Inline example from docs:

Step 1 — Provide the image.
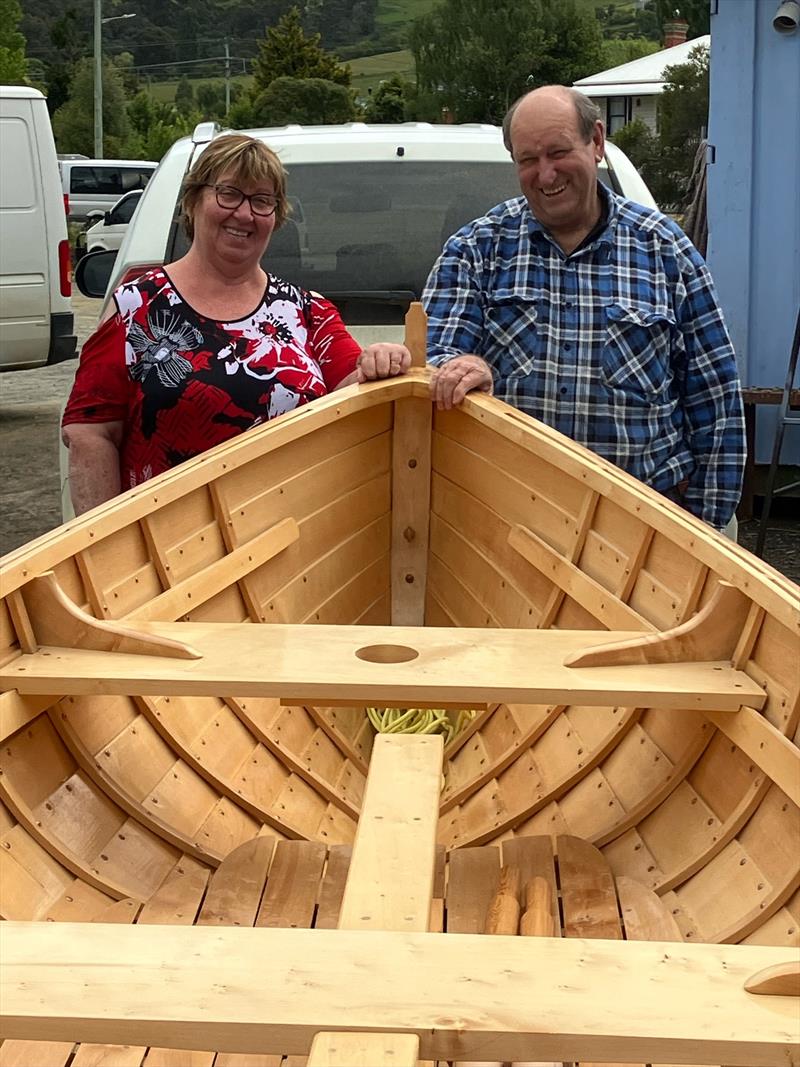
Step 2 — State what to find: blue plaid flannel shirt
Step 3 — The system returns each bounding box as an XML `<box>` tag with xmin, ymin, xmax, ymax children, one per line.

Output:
<box><xmin>423</xmin><ymin>185</ymin><xmax>745</xmax><ymax>530</ymax></box>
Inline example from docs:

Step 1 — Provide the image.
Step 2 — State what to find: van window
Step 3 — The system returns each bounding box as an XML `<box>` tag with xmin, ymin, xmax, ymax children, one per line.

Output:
<box><xmin>0</xmin><ymin>118</ymin><xmax>35</xmax><ymax>209</ymax></box>
<box><xmin>70</xmin><ymin>166</ymin><xmax>153</xmax><ymax>196</ymax></box>
<box><xmin>173</xmin><ymin>159</ymin><xmax>520</xmax><ymax>323</ymax></box>
<box><xmin>170</xmin><ymin>158</ymin><xmax>619</xmax><ymax>324</ymax></box>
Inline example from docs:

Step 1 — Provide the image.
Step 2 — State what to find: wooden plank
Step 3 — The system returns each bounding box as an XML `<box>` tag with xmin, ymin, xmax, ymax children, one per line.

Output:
<box><xmin>337</xmin><ymin>734</ymin><xmax>443</xmax><ymax>932</ymax></box>
<box><xmin>0</xmin><ymin>1041</ymin><xmax>74</xmax><ymax>1067</ymax></box>
<box><xmin>446</xmin><ymin>846</ymin><xmax>501</xmax><ymax>934</ymax></box>
<box><xmin>1</xmin><ymin>623</ymin><xmax>766</xmax><ymax>712</ymax></box>
<box><xmin>0</xmin><ymin>692</ymin><xmax>53</xmax><ymax>744</ymax></box>
<box><xmin>312</xmin><ymin>845</ymin><xmax>352</xmax><ymax>930</ymax></box>
<box><xmin>308</xmin><ymin>1032</ymin><xmax>419</xmax><ymax>1066</ymax></box>
<box><xmin>391</xmin><ymin>397</ymin><xmax>432</xmax><ymax>626</ymax></box>
<box><xmin>256</xmin><ymin>841</ymin><xmax>326</xmax><ymax>929</ymax></box>
<box><xmin>511</xmin><ymin>504</ymin><xmax>644</xmax><ymax>633</ymax></box>
<box><xmin>127</xmin><ymin>519</ymin><xmax>299</xmax><ymax>624</ymax></box>
<box><xmin>705</xmin><ymin>705</ymin><xmax>800</xmax><ymax>808</ymax></box>
<box><xmin>1</xmin><ymin>923</ymin><xmax>797</xmax><ymax>1066</ymax></box>
<box><xmin>558</xmin><ymin>834</ymin><xmax>622</xmax><ymax>941</ymax></box>
<box><xmin>312</xmin><ymin>731</ymin><xmax>440</xmax><ymax>1067</ymax></box>
<box><xmin>616</xmin><ymin>876</ymin><xmax>684</xmax><ymax>942</ymax></box>
<box><xmin>197</xmin><ymin>838</ymin><xmax>274</xmax><ymax>928</ymax></box>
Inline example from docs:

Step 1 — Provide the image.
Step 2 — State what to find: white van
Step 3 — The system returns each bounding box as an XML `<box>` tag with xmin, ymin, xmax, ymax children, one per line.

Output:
<box><xmin>67</xmin><ymin>121</ymin><xmax>656</xmax><ymax>518</ymax></box>
<box><xmin>75</xmin><ymin>121</ymin><xmax>656</xmax><ymax>344</ymax></box>
<box><xmin>0</xmin><ymin>85</ymin><xmax>76</xmax><ymax>371</ymax></box>
<box><xmin>59</xmin><ymin>157</ymin><xmax>157</xmax><ymax>222</ymax></box>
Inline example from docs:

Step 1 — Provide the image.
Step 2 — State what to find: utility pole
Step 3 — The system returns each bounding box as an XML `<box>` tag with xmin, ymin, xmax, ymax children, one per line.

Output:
<box><xmin>93</xmin><ymin>0</ymin><xmax>103</xmax><ymax>158</ymax></box>
<box><xmin>94</xmin><ymin>9</ymin><xmax>137</xmax><ymax>158</ymax></box>
<box><xmin>224</xmin><ymin>38</ymin><xmax>231</xmax><ymax>115</ymax></box>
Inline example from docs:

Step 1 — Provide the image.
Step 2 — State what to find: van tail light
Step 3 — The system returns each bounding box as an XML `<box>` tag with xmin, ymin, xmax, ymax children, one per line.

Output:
<box><xmin>63</xmin><ymin>193</ymin><xmax>69</xmax><ymax>216</ymax></box>
<box><xmin>58</xmin><ymin>239</ymin><xmax>72</xmax><ymax>297</ymax></box>
<box><xmin>118</xmin><ymin>264</ymin><xmax>160</xmax><ymax>286</ymax></box>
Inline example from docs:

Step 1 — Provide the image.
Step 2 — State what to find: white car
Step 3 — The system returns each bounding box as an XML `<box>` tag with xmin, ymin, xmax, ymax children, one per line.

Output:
<box><xmin>78</xmin><ymin>189</ymin><xmax>143</xmax><ymax>256</ymax></box>
<box><xmin>58</xmin><ymin>157</ymin><xmax>157</xmax><ymax>223</ymax></box>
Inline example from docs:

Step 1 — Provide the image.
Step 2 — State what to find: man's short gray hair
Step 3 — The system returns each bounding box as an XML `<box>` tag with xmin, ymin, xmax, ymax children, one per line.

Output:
<box><xmin>502</xmin><ymin>87</ymin><xmax>602</xmax><ymax>157</ymax></box>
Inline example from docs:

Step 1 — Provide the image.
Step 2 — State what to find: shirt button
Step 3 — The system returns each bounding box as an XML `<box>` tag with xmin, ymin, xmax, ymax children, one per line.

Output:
<box><xmin>560</xmin><ymin>387</ymin><xmax>568</xmax><ymax>395</ymax></box>
<box><xmin>565</xmin><ymin>301</ymin><xmax>573</xmax><ymax>308</ymax></box>
<box><xmin>563</xmin><ymin>342</ymin><xmax>572</xmax><ymax>351</ymax></box>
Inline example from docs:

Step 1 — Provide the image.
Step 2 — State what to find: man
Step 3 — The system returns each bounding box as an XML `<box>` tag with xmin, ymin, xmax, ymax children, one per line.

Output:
<box><xmin>423</xmin><ymin>85</ymin><xmax>745</xmax><ymax>533</ymax></box>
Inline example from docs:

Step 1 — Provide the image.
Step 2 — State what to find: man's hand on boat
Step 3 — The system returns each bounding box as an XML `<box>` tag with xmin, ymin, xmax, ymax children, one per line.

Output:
<box><xmin>351</xmin><ymin>343</ymin><xmax>413</xmax><ymax>383</ymax></box>
<box><xmin>429</xmin><ymin>354</ymin><xmax>494</xmax><ymax>410</ymax></box>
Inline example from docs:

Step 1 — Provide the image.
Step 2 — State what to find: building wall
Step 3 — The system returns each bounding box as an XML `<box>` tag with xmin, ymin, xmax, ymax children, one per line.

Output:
<box><xmin>707</xmin><ymin>0</ymin><xmax>800</xmax><ymax>460</ymax></box>
<box><xmin>594</xmin><ymin>94</ymin><xmax>659</xmax><ymax>133</ymax></box>
<box><xmin>632</xmin><ymin>95</ymin><xmax>658</xmax><ymax>131</ymax></box>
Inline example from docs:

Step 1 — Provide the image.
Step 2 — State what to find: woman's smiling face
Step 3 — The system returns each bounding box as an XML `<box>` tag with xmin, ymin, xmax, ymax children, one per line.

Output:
<box><xmin>194</xmin><ymin>170</ymin><xmax>277</xmax><ymax>266</ymax></box>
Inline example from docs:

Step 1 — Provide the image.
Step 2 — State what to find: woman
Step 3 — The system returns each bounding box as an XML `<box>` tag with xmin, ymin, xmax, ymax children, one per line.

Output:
<box><xmin>62</xmin><ymin>134</ymin><xmax>411</xmax><ymax>516</ymax></box>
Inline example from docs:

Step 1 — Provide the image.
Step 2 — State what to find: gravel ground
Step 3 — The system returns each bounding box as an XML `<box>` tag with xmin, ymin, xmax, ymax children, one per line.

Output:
<box><xmin>1</xmin><ymin>293</ymin><xmax>798</xmax><ymax>585</ymax></box>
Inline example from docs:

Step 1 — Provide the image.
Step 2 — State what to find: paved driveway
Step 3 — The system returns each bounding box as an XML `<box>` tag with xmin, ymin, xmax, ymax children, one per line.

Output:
<box><xmin>0</xmin><ymin>293</ymin><xmax>100</xmax><ymax>554</ymax></box>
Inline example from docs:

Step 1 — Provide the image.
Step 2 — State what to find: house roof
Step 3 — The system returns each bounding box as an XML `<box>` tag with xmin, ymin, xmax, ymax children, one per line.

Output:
<box><xmin>574</xmin><ymin>34</ymin><xmax>710</xmax><ymax>98</ymax></box>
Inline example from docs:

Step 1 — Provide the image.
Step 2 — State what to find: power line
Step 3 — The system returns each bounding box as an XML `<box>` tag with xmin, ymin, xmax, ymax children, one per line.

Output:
<box><xmin>131</xmin><ymin>55</ymin><xmax>250</xmax><ymax>73</ymax></box>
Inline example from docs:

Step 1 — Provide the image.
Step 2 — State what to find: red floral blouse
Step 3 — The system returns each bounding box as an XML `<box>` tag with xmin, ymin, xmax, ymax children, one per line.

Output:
<box><xmin>63</xmin><ymin>268</ymin><xmax>360</xmax><ymax>490</ymax></box>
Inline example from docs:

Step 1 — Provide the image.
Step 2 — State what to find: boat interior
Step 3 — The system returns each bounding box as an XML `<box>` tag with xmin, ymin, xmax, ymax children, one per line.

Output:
<box><xmin>0</xmin><ymin>311</ymin><xmax>798</xmax><ymax>1066</ymax></box>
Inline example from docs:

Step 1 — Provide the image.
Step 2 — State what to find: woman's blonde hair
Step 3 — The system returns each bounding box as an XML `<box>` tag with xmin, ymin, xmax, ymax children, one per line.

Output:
<box><xmin>181</xmin><ymin>133</ymin><xmax>290</xmax><ymax>239</ymax></box>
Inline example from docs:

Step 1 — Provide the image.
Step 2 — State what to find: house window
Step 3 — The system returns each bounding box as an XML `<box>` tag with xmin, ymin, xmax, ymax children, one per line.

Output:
<box><xmin>606</xmin><ymin>97</ymin><xmax>631</xmax><ymax>135</ymax></box>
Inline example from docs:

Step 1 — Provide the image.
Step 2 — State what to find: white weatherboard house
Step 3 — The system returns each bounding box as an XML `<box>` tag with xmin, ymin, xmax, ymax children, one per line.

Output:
<box><xmin>573</xmin><ymin>34</ymin><xmax>711</xmax><ymax>135</ymax></box>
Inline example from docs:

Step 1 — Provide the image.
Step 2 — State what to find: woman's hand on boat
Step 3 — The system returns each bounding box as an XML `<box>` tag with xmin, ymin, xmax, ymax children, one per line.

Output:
<box><xmin>356</xmin><ymin>343</ymin><xmax>412</xmax><ymax>382</ymax></box>
<box><xmin>429</xmin><ymin>354</ymin><xmax>494</xmax><ymax>410</ymax></box>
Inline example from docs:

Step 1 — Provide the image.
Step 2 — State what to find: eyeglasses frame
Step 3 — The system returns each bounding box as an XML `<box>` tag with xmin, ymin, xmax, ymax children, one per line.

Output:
<box><xmin>207</xmin><ymin>183</ymin><xmax>278</xmax><ymax>217</ymax></box>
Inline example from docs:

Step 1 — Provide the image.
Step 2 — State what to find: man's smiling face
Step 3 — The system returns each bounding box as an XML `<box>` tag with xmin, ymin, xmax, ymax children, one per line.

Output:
<box><xmin>510</xmin><ymin>89</ymin><xmax>605</xmax><ymax>247</ymax></box>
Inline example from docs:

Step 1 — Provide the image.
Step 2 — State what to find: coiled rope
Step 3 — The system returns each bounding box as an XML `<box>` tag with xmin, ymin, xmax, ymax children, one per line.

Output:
<box><xmin>366</xmin><ymin>707</ymin><xmax>476</xmax><ymax>743</ymax></box>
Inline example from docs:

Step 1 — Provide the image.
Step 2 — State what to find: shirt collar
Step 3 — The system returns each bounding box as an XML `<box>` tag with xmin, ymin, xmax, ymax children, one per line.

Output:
<box><xmin>524</xmin><ymin>181</ymin><xmax>620</xmax><ymax>254</ymax></box>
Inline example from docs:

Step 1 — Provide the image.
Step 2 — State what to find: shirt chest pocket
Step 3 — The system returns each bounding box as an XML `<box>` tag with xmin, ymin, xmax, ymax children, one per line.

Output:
<box><xmin>602</xmin><ymin>303</ymin><xmax>676</xmax><ymax>401</ymax></box>
<box><xmin>484</xmin><ymin>296</ymin><xmax>542</xmax><ymax>378</ymax></box>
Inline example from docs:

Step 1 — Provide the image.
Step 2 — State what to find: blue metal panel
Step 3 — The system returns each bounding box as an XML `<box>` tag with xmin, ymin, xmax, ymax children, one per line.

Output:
<box><xmin>707</xmin><ymin>0</ymin><xmax>800</xmax><ymax>461</ymax></box>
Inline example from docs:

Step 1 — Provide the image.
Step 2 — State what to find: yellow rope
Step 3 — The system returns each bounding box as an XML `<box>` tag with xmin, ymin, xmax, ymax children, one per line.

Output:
<box><xmin>366</xmin><ymin>707</ymin><xmax>476</xmax><ymax>743</ymax></box>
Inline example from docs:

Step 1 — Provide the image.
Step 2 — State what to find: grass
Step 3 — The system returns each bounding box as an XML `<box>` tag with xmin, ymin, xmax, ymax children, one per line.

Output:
<box><xmin>141</xmin><ymin>52</ymin><xmax>415</xmax><ymax>108</ymax></box>
<box><xmin>349</xmin><ymin>50</ymin><xmax>416</xmax><ymax>96</ymax></box>
<box><xmin>375</xmin><ymin>0</ymin><xmax>435</xmax><ymax>29</ymax></box>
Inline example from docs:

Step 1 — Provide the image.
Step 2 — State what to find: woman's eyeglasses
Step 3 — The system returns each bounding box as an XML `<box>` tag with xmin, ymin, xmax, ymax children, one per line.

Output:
<box><xmin>209</xmin><ymin>184</ymin><xmax>278</xmax><ymax>217</ymax></box>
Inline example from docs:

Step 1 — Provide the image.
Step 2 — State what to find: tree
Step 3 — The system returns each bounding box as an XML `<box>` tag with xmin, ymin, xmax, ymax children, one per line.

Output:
<box><xmin>363</xmin><ymin>76</ymin><xmax>411</xmax><ymax>124</ymax></box>
<box><xmin>196</xmin><ymin>80</ymin><xmax>245</xmax><ymax>121</ymax></box>
<box><xmin>251</xmin><ymin>76</ymin><xmax>357</xmax><ymax>126</ymax></box>
<box><xmin>51</xmin><ymin>56</ymin><xmax>134</xmax><ymax>157</ymax></box>
<box><xmin>529</xmin><ymin>0</ymin><xmax>605</xmax><ymax>88</ymax></box>
<box><xmin>43</xmin><ymin>10</ymin><xmax>84</xmax><ymax>115</ymax></box>
<box><xmin>412</xmin><ymin>0</ymin><xmax>547</xmax><ymax>123</ymax></box>
<box><xmin>175</xmin><ymin>75</ymin><xmax>195</xmax><ymax>116</ymax></box>
<box><xmin>0</xmin><ymin>0</ymin><xmax>28</xmax><ymax>85</ymax></box>
<box><xmin>600</xmin><ymin>37</ymin><xmax>659</xmax><ymax>69</ymax></box>
<box><xmin>656</xmin><ymin>43</ymin><xmax>709</xmax><ymax>204</ymax></box>
<box><xmin>410</xmin><ymin>0</ymin><xmax>603</xmax><ymax>124</ymax></box>
<box><xmin>252</xmin><ymin>7</ymin><xmax>351</xmax><ymax>92</ymax></box>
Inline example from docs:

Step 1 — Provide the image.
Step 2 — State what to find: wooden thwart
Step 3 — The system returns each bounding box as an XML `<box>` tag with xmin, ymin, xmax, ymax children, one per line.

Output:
<box><xmin>0</xmin><ymin>621</ymin><xmax>766</xmax><ymax>711</ymax></box>
<box><xmin>1</xmin><ymin>923</ymin><xmax>797</xmax><ymax>1066</ymax></box>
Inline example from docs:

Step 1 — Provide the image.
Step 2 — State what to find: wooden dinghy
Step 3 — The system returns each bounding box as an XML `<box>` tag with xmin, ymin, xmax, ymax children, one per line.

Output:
<box><xmin>1</xmin><ymin>309</ymin><xmax>798</xmax><ymax>1067</ymax></box>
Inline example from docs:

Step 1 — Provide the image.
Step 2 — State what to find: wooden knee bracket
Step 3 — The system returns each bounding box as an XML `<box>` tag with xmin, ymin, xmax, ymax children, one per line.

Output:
<box><xmin>565</xmin><ymin>582</ymin><xmax>751</xmax><ymax>668</ymax></box>
<box><xmin>745</xmin><ymin>961</ymin><xmax>800</xmax><ymax>997</ymax></box>
<box><xmin>21</xmin><ymin>572</ymin><xmax>201</xmax><ymax>660</ymax></box>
